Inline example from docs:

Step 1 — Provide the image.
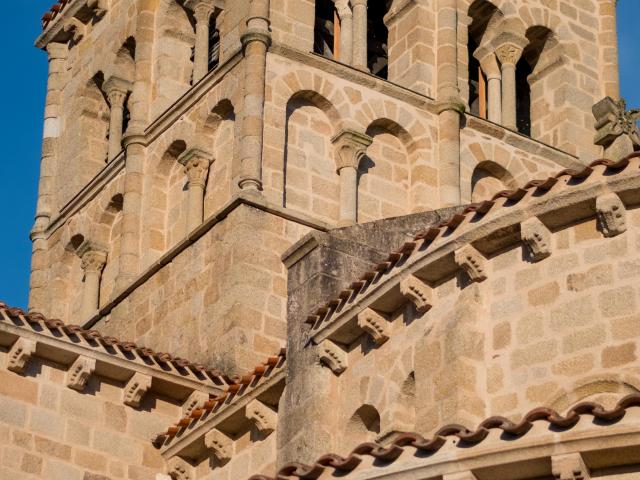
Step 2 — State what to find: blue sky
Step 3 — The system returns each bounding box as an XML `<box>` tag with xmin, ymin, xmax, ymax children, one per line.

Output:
<box><xmin>0</xmin><ymin>2</ymin><xmax>638</xmax><ymax>309</ymax></box>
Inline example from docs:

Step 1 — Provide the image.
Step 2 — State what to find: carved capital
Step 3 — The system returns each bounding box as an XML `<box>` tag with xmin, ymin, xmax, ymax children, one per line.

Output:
<box><xmin>246</xmin><ymin>400</ymin><xmax>277</xmax><ymax>436</ymax></box>
<box><xmin>454</xmin><ymin>245</ymin><xmax>487</xmax><ymax>282</ymax></box>
<box><xmin>67</xmin><ymin>355</ymin><xmax>96</xmax><ymax>391</ymax></box>
<box><xmin>204</xmin><ymin>428</ymin><xmax>234</xmax><ymax>462</ymax></box>
<box><xmin>477</xmin><ymin>51</ymin><xmax>501</xmax><ymax>79</ymax></box>
<box><xmin>334</xmin><ymin>0</ymin><xmax>352</xmax><ymax>18</ymax></box>
<box><xmin>78</xmin><ymin>243</ymin><xmax>108</xmax><ymax>274</ymax></box>
<box><xmin>400</xmin><ymin>275</ymin><xmax>433</xmax><ymax>314</ymax></box>
<box><xmin>179</xmin><ymin>148</ymin><xmax>214</xmax><ymax>188</ymax></box>
<box><xmin>123</xmin><ymin>372</ymin><xmax>152</xmax><ymax>408</ymax></box>
<box><xmin>182</xmin><ymin>390</ymin><xmax>210</xmax><ymax>416</ymax></box>
<box><xmin>357</xmin><ymin>308</ymin><xmax>390</xmax><ymax>345</ymax></box>
<box><xmin>46</xmin><ymin>42</ymin><xmax>68</xmax><ymax>61</ymax></box>
<box><xmin>167</xmin><ymin>457</ymin><xmax>193</xmax><ymax>480</ymax></box>
<box><xmin>552</xmin><ymin>453</ymin><xmax>591</xmax><ymax>480</ymax></box>
<box><xmin>7</xmin><ymin>338</ymin><xmax>36</xmax><ymax>374</ymax></box>
<box><xmin>318</xmin><ymin>339</ymin><xmax>348</xmax><ymax>375</ymax></box>
<box><xmin>332</xmin><ymin>129</ymin><xmax>373</xmax><ymax>171</ymax></box>
<box><xmin>185</xmin><ymin>0</ymin><xmax>215</xmax><ymax>22</ymax></box>
<box><xmin>103</xmin><ymin>77</ymin><xmax>132</xmax><ymax>107</ymax></box>
<box><xmin>495</xmin><ymin>42</ymin><xmax>523</xmax><ymax>66</ymax></box>
<box><xmin>593</xmin><ymin>96</ymin><xmax>640</xmax><ymax>157</ymax></box>
<box><xmin>521</xmin><ymin>217</ymin><xmax>552</xmax><ymax>262</ymax></box>
<box><xmin>596</xmin><ymin>193</ymin><xmax>627</xmax><ymax>237</ymax></box>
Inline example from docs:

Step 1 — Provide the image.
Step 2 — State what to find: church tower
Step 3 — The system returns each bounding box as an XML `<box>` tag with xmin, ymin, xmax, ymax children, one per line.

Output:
<box><xmin>30</xmin><ymin>0</ymin><xmax>621</xmax><ymax>377</ymax></box>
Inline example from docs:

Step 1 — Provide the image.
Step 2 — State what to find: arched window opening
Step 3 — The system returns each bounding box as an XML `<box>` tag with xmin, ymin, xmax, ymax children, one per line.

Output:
<box><xmin>314</xmin><ymin>0</ymin><xmax>337</xmax><ymax>58</ymax></box>
<box><xmin>208</xmin><ymin>13</ymin><xmax>221</xmax><ymax>71</ymax></box>
<box><xmin>471</xmin><ymin>161</ymin><xmax>514</xmax><ymax>202</ymax></box>
<box><xmin>367</xmin><ymin>0</ymin><xmax>391</xmax><ymax>79</ymax></box>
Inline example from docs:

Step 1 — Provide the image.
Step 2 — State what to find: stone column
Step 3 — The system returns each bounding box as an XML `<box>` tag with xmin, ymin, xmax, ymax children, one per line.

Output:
<box><xmin>186</xmin><ymin>0</ymin><xmax>215</xmax><ymax>83</ymax></box>
<box><xmin>436</xmin><ymin>0</ymin><xmax>463</xmax><ymax>207</ymax></box>
<box><xmin>335</xmin><ymin>0</ymin><xmax>353</xmax><ymax>65</ymax></box>
<box><xmin>179</xmin><ymin>148</ymin><xmax>214</xmax><ymax>232</ymax></box>
<box><xmin>479</xmin><ymin>52</ymin><xmax>502</xmax><ymax>124</ymax></box>
<box><xmin>79</xmin><ymin>244</ymin><xmax>108</xmax><ymax>320</ymax></box>
<box><xmin>351</xmin><ymin>0</ymin><xmax>368</xmax><ymax>71</ymax></box>
<box><xmin>30</xmin><ymin>42</ymin><xmax>69</xmax><ymax>313</ymax></box>
<box><xmin>332</xmin><ymin>129</ymin><xmax>373</xmax><ymax>227</ymax></box>
<box><xmin>599</xmin><ymin>0</ymin><xmax>620</xmax><ymax>99</ymax></box>
<box><xmin>238</xmin><ymin>0</ymin><xmax>271</xmax><ymax>192</ymax></box>
<box><xmin>104</xmin><ymin>77</ymin><xmax>132</xmax><ymax>161</ymax></box>
<box><xmin>495</xmin><ymin>42</ymin><xmax>523</xmax><ymax>131</ymax></box>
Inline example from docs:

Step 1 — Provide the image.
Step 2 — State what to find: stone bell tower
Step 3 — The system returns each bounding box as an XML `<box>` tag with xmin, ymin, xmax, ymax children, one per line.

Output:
<box><xmin>29</xmin><ymin>0</ymin><xmax>622</xmax><ymax>375</ymax></box>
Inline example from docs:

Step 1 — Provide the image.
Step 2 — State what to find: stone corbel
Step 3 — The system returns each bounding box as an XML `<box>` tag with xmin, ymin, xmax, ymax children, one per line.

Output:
<box><xmin>318</xmin><ymin>339</ymin><xmax>348</xmax><ymax>375</ymax></box>
<box><xmin>331</xmin><ymin>129</ymin><xmax>373</xmax><ymax>172</ymax></box>
<box><xmin>63</xmin><ymin>18</ymin><xmax>86</xmax><ymax>44</ymax></box>
<box><xmin>67</xmin><ymin>355</ymin><xmax>96</xmax><ymax>391</ymax></box>
<box><xmin>182</xmin><ymin>390</ymin><xmax>210</xmax><ymax>416</ymax></box>
<box><xmin>246</xmin><ymin>400</ymin><xmax>277</xmax><ymax>436</ymax></box>
<box><xmin>454</xmin><ymin>245</ymin><xmax>487</xmax><ymax>283</ymax></box>
<box><xmin>123</xmin><ymin>372</ymin><xmax>152</xmax><ymax>408</ymax></box>
<box><xmin>400</xmin><ymin>275</ymin><xmax>433</xmax><ymax>314</ymax></box>
<box><xmin>357</xmin><ymin>308</ymin><xmax>391</xmax><ymax>345</ymax></box>
<box><xmin>521</xmin><ymin>217</ymin><xmax>552</xmax><ymax>262</ymax></box>
<box><xmin>552</xmin><ymin>453</ymin><xmax>591</xmax><ymax>480</ymax></box>
<box><xmin>7</xmin><ymin>338</ymin><xmax>36</xmax><ymax>374</ymax></box>
<box><xmin>596</xmin><ymin>193</ymin><xmax>627</xmax><ymax>237</ymax></box>
<box><xmin>593</xmin><ymin>96</ymin><xmax>640</xmax><ymax>159</ymax></box>
<box><xmin>167</xmin><ymin>457</ymin><xmax>193</xmax><ymax>480</ymax></box>
<box><xmin>204</xmin><ymin>428</ymin><xmax>234</xmax><ymax>463</ymax></box>
<box><xmin>87</xmin><ymin>0</ymin><xmax>108</xmax><ymax>20</ymax></box>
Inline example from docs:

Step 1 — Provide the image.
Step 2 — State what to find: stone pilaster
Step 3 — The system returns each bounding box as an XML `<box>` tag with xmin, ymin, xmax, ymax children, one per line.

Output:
<box><xmin>351</xmin><ymin>0</ymin><xmax>368</xmax><ymax>71</ymax></box>
<box><xmin>335</xmin><ymin>0</ymin><xmax>353</xmax><ymax>65</ymax></box>
<box><xmin>179</xmin><ymin>147</ymin><xmax>214</xmax><ymax>232</ymax></box>
<box><xmin>186</xmin><ymin>0</ymin><xmax>216</xmax><ymax>83</ymax></box>
<box><xmin>238</xmin><ymin>0</ymin><xmax>271</xmax><ymax>192</ymax></box>
<box><xmin>78</xmin><ymin>243</ymin><xmax>108</xmax><ymax>320</ymax></box>
<box><xmin>495</xmin><ymin>42</ymin><xmax>524</xmax><ymax>131</ymax></box>
<box><xmin>104</xmin><ymin>76</ymin><xmax>132</xmax><ymax>161</ymax></box>
<box><xmin>332</xmin><ymin>129</ymin><xmax>373</xmax><ymax>226</ymax></box>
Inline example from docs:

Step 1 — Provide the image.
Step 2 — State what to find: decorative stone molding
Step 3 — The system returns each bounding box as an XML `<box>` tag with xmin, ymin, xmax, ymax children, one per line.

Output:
<box><xmin>179</xmin><ymin>148</ymin><xmax>214</xmax><ymax>188</ymax></box>
<box><xmin>400</xmin><ymin>275</ymin><xmax>433</xmax><ymax>314</ymax></box>
<box><xmin>66</xmin><ymin>355</ymin><xmax>96</xmax><ymax>391</ymax></box>
<box><xmin>552</xmin><ymin>453</ymin><xmax>591</xmax><ymax>480</ymax></box>
<box><xmin>167</xmin><ymin>457</ymin><xmax>193</xmax><ymax>480</ymax></box>
<box><xmin>246</xmin><ymin>400</ymin><xmax>277</xmax><ymax>436</ymax></box>
<box><xmin>357</xmin><ymin>308</ymin><xmax>390</xmax><ymax>345</ymax></box>
<box><xmin>123</xmin><ymin>372</ymin><xmax>152</xmax><ymax>408</ymax></box>
<box><xmin>331</xmin><ymin>129</ymin><xmax>373</xmax><ymax>171</ymax></box>
<box><xmin>593</xmin><ymin>97</ymin><xmax>640</xmax><ymax>158</ymax></box>
<box><xmin>596</xmin><ymin>193</ymin><xmax>627</xmax><ymax>237</ymax></box>
<box><xmin>454</xmin><ymin>245</ymin><xmax>487</xmax><ymax>283</ymax></box>
<box><xmin>318</xmin><ymin>339</ymin><xmax>348</xmax><ymax>375</ymax></box>
<box><xmin>182</xmin><ymin>390</ymin><xmax>210</xmax><ymax>416</ymax></box>
<box><xmin>7</xmin><ymin>337</ymin><xmax>36</xmax><ymax>374</ymax></box>
<box><xmin>204</xmin><ymin>428</ymin><xmax>234</xmax><ymax>462</ymax></box>
<box><xmin>521</xmin><ymin>217</ymin><xmax>552</xmax><ymax>262</ymax></box>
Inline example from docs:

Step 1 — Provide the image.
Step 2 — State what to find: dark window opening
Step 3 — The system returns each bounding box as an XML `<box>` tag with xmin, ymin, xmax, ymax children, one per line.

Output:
<box><xmin>314</xmin><ymin>0</ymin><xmax>336</xmax><ymax>58</ymax></box>
<box><xmin>515</xmin><ymin>58</ymin><xmax>532</xmax><ymax>136</ymax></box>
<box><xmin>122</xmin><ymin>92</ymin><xmax>131</xmax><ymax>138</ymax></box>
<box><xmin>209</xmin><ymin>14</ymin><xmax>220</xmax><ymax>71</ymax></box>
<box><xmin>468</xmin><ymin>39</ymin><xmax>487</xmax><ymax>118</ymax></box>
<box><xmin>367</xmin><ymin>0</ymin><xmax>391</xmax><ymax>79</ymax></box>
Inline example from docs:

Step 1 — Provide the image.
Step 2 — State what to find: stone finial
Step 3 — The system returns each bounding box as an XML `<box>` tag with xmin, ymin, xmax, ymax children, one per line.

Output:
<box><xmin>454</xmin><ymin>245</ymin><xmax>487</xmax><ymax>283</ymax></box>
<box><xmin>7</xmin><ymin>338</ymin><xmax>36</xmax><ymax>374</ymax></box>
<box><xmin>123</xmin><ymin>372</ymin><xmax>152</xmax><ymax>408</ymax></box>
<box><xmin>521</xmin><ymin>217</ymin><xmax>552</xmax><ymax>262</ymax></box>
<box><xmin>331</xmin><ymin>129</ymin><xmax>373</xmax><ymax>171</ymax></box>
<box><xmin>179</xmin><ymin>148</ymin><xmax>214</xmax><ymax>188</ymax></box>
<box><xmin>246</xmin><ymin>400</ymin><xmax>277</xmax><ymax>436</ymax></box>
<box><xmin>167</xmin><ymin>457</ymin><xmax>193</xmax><ymax>480</ymax></box>
<box><xmin>318</xmin><ymin>339</ymin><xmax>348</xmax><ymax>375</ymax></box>
<box><xmin>400</xmin><ymin>275</ymin><xmax>433</xmax><ymax>314</ymax></box>
<box><xmin>182</xmin><ymin>390</ymin><xmax>210</xmax><ymax>416</ymax></box>
<box><xmin>552</xmin><ymin>453</ymin><xmax>591</xmax><ymax>480</ymax></box>
<box><xmin>593</xmin><ymin>97</ymin><xmax>640</xmax><ymax>158</ymax></box>
<box><xmin>204</xmin><ymin>428</ymin><xmax>234</xmax><ymax>462</ymax></box>
<box><xmin>67</xmin><ymin>355</ymin><xmax>96</xmax><ymax>391</ymax></box>
<box><xmin>357</xmin><ymin>308</ymin><xmax>390</xmax><ymax>345</ymax></box>
<box><xmin>596</xmin><ymin>193</ymin><xmax>627</xmax><ymax>237</ymax></box>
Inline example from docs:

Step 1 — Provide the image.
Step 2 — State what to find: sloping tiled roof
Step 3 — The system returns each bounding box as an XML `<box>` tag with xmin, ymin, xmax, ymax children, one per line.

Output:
<box><xmin>0</xmin><ymin>302</ymin><xmax>228</xmax><ymax>388</ymax></box>
<box><xmin>42</xmin><ymin>0</ymin><xmax>70</xmax><ymax>29</ymax></box>
<box><xmin>249</xmin><ymin>394</ymin><xmax>640</xmax><ymax>480</ymax></box>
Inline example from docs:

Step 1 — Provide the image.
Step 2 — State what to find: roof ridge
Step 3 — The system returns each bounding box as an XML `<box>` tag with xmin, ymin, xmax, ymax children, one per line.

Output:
<box><xmin>249</xmin><ymin>394</ymin><xmax>640</xmax><ymax>480</ymax></box>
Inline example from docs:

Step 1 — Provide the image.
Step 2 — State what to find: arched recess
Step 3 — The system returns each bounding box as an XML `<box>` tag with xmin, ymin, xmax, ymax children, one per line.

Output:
<box><xmin>202</xmin><ymin>99</ymin><xmax>236</xmax><ymax>217</ymax></box>
<box><xmin>346</xmin><ymin>404</ymin><xmax>381</xmax><ymax>445</ymax></box>
<box><xmin>283</xmin><ymin>91</ymin><xmax>341</xmax><ymax>224</ymax></box>
<box><xmin>359</xmin><ymin>119</ymin><xmax>412</xmax><ymax>223</ymax></box>
<box><xmin>471</xmin><ymin>160</ymin><xmax>515</xmax><ymax>202</ymax></box>
<box><xmin>153</xmin><ymin>0</ymin><xmax>196</xmax><ymax>118</ymax></box>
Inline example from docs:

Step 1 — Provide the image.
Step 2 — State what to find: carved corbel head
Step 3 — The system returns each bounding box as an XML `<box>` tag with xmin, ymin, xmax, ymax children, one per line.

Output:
<box><xmin>593</xmin><ymin>96</ymin><xmax>640</xmax><ymax>158</ymax></box>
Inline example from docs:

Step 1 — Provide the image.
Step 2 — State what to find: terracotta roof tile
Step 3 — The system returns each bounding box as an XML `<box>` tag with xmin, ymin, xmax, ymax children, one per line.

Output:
<box><xmin>249</xmin><ymin>394</ymin><xmax>640</xmax><ymax>480</ymax></box>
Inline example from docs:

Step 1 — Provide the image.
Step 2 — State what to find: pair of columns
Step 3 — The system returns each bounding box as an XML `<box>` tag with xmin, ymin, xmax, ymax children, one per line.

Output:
<box><xmin>185</xmin><ymin>0</ymin><xmax>218</xmax><ymax>83</ymax></box>
<box><xmin>334</xmin><ymin>0</ymin><xmax>368</xmax><ymax>70</ymax></box>
<box><xmin>332</xmin><ymin>129</ymin><xmax>373</xmax><ymax>227</ymax></box>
